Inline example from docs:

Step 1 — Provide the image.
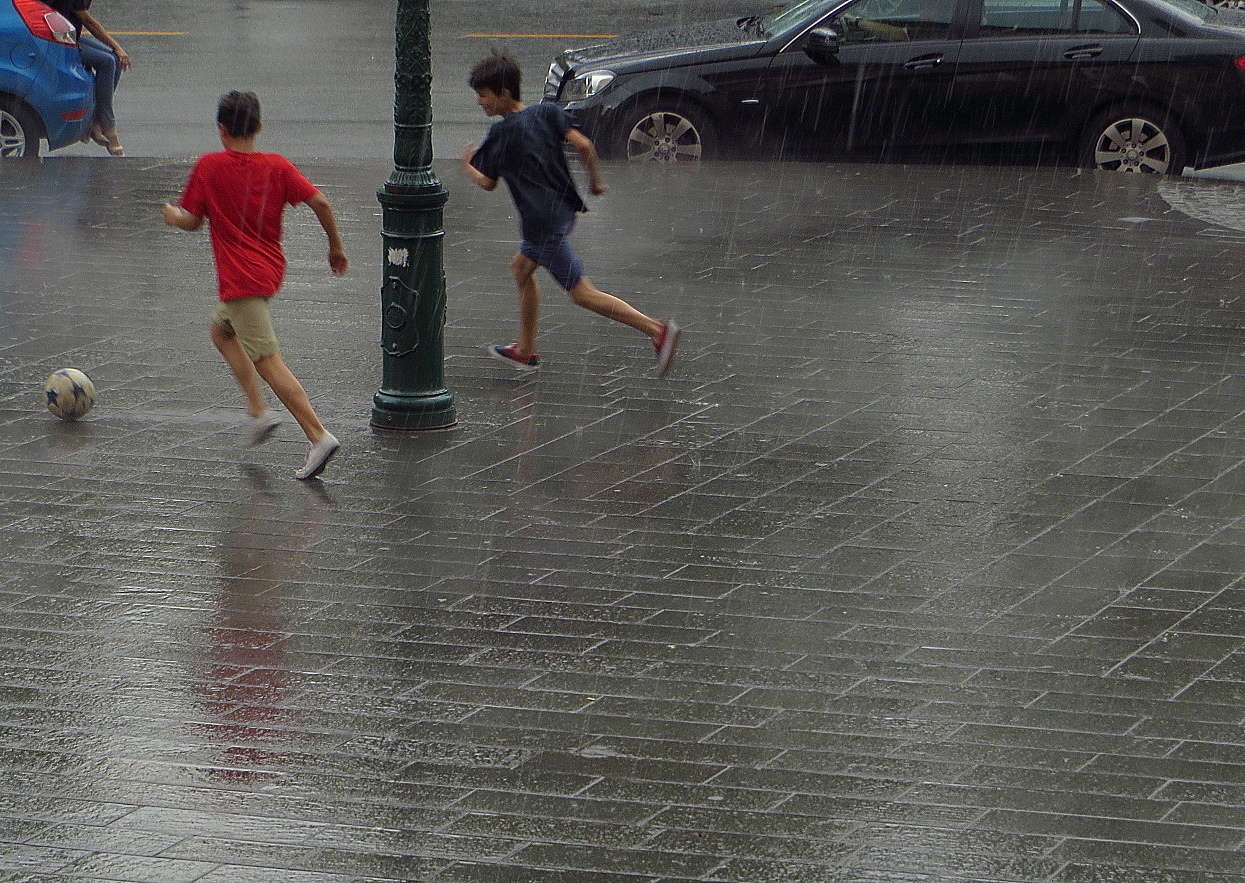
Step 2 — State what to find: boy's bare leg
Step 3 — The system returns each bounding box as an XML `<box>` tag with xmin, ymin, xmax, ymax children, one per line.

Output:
<box><xmin>253</xmin><ymin>353</ymin><xmax>328</xmax><ymax>443</ymax></box>
<box><xmin>510</xmin><ymin>252</ymin><xmax>541</xmax><ymax>356</ymax></box>
<box><xmin>568</xmin><ymin>277</ymin><xmax>664</xmax><ymax>341</ymax></box>
<box><xmin>211</xmin><ymin>322</ymin><xmax>267</xmax><ymax>418</ymax></box>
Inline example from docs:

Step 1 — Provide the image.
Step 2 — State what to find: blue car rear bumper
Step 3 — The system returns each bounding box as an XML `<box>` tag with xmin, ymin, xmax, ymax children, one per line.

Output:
<box><xmin>33</xmin><ymin>43</ymin><xmax>94</xmax><ymax>150</ymax></box>
<box><xmin>0</xmin><ymin>36</ymin><xmax>93</xmax><ymax>151</ymax></box>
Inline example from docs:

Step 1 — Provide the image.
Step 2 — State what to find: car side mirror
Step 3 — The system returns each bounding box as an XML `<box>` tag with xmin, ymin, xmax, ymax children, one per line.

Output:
<box><xmin>805</xmin><ymin>27</ymin><xmax>841</xmax><ymax>63</ymax></box>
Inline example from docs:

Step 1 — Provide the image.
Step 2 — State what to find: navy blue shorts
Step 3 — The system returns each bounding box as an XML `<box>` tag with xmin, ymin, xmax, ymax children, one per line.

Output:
<box><xmin>520</xmin><ymin>218</ymin><xmax>584</xmax><ymax>291</ymax></box>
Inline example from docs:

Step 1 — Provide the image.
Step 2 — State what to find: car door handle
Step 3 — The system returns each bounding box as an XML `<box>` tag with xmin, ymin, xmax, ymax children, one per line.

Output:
<box><xmin>903</xmin><ymin>53</ymin><xmax>944</xmax><ymax>71</ymax></box>
<box><xmin>1063</xmin><ymin>44</ymin><xmax>1103</xmax><ymax>60</ymax></box>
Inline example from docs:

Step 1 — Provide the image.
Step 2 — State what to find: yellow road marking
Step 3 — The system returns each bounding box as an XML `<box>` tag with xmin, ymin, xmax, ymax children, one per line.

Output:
<box><xmin>115</xmin><ymin>28</ymin><xmax>617</xmax><ymax>38</ymax></box>
<box><xmin>462</xmin><ymin>33</ymin><xmax>617</xmax><ymax>38</ymax></box>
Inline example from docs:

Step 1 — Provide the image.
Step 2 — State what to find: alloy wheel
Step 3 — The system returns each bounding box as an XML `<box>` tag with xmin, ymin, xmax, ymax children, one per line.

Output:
<box><xmin>625</xmin><ymin>111</ymin><xmax>703</xmax><ymax>162</ymax></box>
<box><xmin>0</xmin><ymin>109</ymin><xmax>29</xmax><ymax>158</ymax></box>
<box><xmin>1091</xmin><ymin>117</ymin><xmax>1172</xmax><ymax>174</ymax></box>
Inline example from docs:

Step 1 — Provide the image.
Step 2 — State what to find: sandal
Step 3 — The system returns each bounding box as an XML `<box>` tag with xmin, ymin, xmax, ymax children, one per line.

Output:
<box><xmin>91</xmin><ymin>127</ymin><xmax>124</xmax><ymax>156</ymax></box>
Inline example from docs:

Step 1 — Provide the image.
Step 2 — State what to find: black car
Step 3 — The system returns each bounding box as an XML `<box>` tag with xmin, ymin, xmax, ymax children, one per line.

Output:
<box><xmin>544</xmin><ymin>0</ymin><xmax>1245</xmax><ymax>173</ymax></box>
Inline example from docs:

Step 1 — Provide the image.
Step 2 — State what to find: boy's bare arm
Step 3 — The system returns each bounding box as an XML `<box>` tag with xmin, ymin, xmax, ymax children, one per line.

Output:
<box><xmin>566</xmin><ymin>129</ymin><xmax>607</xmax><ymax>197</ymax></box>
<box><xmin>305</xmin><ymin>192</ymin><xmax>349</xmax><ymax>275</ymax></box>
<box><xmin>162</xmin><ymin>203</ymin><xmax>203</xmax><ymax>232</ymax></box>
<box><xmin>460</xmin><ymin>143</ymin><xmax>497</xmax><ymax>191</ymax></box>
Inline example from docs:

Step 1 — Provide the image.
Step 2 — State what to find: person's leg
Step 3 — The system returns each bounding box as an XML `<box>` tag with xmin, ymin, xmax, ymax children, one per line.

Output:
<box><xmin>77</xmin><ymin>35</ymin><xmax>121</xmax><ymax>150</ymax></box>
<box><xmin>217</xmin><ymin>297</ymin><xmax>337</xmax><ymax>476</ymax></box>
<box><xmin>251</xmin><ymin>356</ymin><xmax>338</xmax><ymax>479</ymax></box>
<box><xmin>510</xmin><ymin>251</ymin><xmax>541</xmax><ymax>356</ymax></box>
<box><xmin>211</xmin><ymin>320</ymin><xmax>268</xmax><ymax>418</ymax></box>
<box><xmin>542</xmin><ymin>232</ymin><xmax>663</xmax><ymax>340</ymax></box>
<box><xmin>252</xmin><ymin>353</ymin><xmax>328</xmax><ymax>444</ymax></box>
<box><xmin>543</xmin><ymin>232</ymin><xmax>681</xmax><ymax>376</ymax></box>
<box><xmin>567</xmin><ymin>277</ymin><xmax>663</xmax><ymax>341</ymax></box>
<box><xmin>252</xmin><ymin>353</ymin><xmax>338</xmax><ymax>479</ymax></box>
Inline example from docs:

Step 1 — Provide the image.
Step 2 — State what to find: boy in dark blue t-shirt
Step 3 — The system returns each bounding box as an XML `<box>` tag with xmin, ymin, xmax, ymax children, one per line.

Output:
<box><xmin>461</xmin><ymin>51</ymin><xmax>681</xmax><ymax>377</ymax></box>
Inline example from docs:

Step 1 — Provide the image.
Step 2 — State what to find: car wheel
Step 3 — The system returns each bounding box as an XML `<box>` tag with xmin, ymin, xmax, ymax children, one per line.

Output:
<box><xmin>1079</xmin><ymin>108</ymin><xmax>1186</xmax><ymax>175</ymax></box>
<box><xmin>0</xmin><ymin>100</ymin><xmax>40</xmax><ymax>160</ymax></box>
<box><xmin>616</xmin><ymin>99</ymin><xmax>716</xmax><ymax>162</ymax></box>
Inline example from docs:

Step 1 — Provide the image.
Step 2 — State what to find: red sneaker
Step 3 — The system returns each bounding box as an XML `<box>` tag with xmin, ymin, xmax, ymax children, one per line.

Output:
<box><xmin>653</xmin><ymin>320</ymin><xmax>681</xmax><ymax>377</ymax></box>
<box><xmin>488</xmin><ymin>344</ymin><xmax>541</xmax><ymax>371</ymax></box>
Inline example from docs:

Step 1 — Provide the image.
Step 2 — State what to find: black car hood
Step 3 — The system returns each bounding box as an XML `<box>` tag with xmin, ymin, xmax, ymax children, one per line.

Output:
<box><xmin>564</xmin><ymin>17</ymin><xmax>764</xmax><ymax>67</ymax></box>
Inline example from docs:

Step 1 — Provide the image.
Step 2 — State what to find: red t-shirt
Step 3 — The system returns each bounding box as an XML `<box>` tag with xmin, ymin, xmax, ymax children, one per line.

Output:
<box><xmin>180</xmin><ymin>150</ymin><xmax>319</xmax><ymax>302</ymax></box>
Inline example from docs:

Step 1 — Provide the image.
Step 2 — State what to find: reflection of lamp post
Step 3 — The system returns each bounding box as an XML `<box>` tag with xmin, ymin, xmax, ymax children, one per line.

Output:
<box><xmin>371</xmin><ymin>0</ymin><xmax>456</xmax><ymax>430</ymax></box>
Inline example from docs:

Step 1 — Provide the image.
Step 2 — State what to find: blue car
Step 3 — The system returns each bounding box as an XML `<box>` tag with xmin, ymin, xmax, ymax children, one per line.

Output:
<box><xmin>0</xmin><ymin>0</ymin><xmax>94</xmax><ymax>158</ymax></box>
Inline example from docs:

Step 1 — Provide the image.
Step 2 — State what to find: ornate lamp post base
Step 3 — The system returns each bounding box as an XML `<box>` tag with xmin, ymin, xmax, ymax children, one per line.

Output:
<box><xmin>371</xmin><ymin>389</ymin><xmax>457</xmax><ymax>430</ymax></box>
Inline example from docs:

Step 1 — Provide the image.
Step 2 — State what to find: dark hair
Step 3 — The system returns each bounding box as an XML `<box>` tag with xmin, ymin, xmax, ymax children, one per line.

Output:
<box><xmin>469</xmin><ymin>51</ymin><xmax>521</xmax><ymax>101</ymax></box>
<box><xmin>217</xmin><ymin>90</ymin><xmax>262</xmax><ymax>139</ymax></box>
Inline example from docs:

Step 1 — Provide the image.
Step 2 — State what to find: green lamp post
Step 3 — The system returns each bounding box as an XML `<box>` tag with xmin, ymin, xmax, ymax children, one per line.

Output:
<box><xmin>371</xmin><ymin>0</ymin><xmax>456</xmax><ymax>430</ymax></box>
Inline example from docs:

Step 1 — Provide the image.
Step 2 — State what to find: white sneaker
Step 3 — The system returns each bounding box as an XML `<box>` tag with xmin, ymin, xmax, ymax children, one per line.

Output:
<box><xmin>243</xmin><ymin>410</ymin><xmax>282</xmax><ymax>447</ymax></box>
<box><xmin>295</xmin><ymin>432</ymin><xmax>340</xmax><ymax>480</ymax></box>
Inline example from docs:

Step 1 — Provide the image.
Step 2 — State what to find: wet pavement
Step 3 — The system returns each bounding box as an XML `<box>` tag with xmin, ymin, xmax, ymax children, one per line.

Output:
<box><xmin>4</xmin><ymin>155</ymin><xmax>1245</xmax><ymax>882</ymax></box>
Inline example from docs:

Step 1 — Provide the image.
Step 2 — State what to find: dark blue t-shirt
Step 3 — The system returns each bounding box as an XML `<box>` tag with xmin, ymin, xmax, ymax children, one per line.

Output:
<box><xmin>46</xmin><ymin>0</ymin><xmax>90</xmax><ymax>31</ymax></box>
<box><xmin>470</xmin><ymin>103</ymin><xmax>588</xmax><ymax>242</ymax></box>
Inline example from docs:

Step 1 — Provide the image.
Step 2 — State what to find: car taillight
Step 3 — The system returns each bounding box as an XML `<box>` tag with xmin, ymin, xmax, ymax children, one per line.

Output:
<box><xmin>1237</xmin><ymin>55</ymin><xmax>1245</xmax><ymax>73</ymax></box>
<box><xmin>13</xmin><ymin>0</ymin><xmax>77</xmax><ymax>45</ymax></box>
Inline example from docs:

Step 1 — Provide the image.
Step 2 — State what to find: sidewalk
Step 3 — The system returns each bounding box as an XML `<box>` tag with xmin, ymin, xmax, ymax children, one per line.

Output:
<box><xmin>2</xmin><ymin>155</ymin><xmax>1245</xmax><ymax>883</ymax></box>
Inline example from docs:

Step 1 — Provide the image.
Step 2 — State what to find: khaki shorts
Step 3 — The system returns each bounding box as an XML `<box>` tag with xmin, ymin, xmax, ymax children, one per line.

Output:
<box><xmin>213</xmin><ymin>296</ymin><xmax>280</xmax><ymax>362</ymax></box>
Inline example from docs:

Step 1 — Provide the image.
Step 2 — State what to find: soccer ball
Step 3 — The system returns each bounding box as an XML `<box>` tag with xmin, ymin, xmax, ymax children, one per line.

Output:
<box><xmin>44</xmin><ymin>368</ymin><xmax>95</xmax><ymax>421</ymax></box>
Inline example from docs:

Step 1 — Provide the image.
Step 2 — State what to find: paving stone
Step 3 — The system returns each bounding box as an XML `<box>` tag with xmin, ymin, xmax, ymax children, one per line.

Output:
<box><xmin>5</xmin><ymin>157</ymin><xmax>1245</xmax><ymax>881</ymax></box>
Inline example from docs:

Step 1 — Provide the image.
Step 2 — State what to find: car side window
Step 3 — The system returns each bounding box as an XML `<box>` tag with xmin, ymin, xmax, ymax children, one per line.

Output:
<box><xmin>1074</xmin><ymin>0</ymin><xmax>1135</xmax><ymax>33</ymax></box>
<box><xmin>978</xmin><ymin>0</ymin><xmax>1136</xmax><ymax>37</ymax></box>
<box><xmin>826</xmin><ymin>0</ymin><xmax>957</xmax><ymax>44</ymax></box>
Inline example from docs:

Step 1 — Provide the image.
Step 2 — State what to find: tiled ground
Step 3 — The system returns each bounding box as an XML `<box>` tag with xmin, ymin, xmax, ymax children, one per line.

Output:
<box><xmin>2</xmin><ymin>156</ymin><xmax>1245</xmax><ymax>882</ymax></box>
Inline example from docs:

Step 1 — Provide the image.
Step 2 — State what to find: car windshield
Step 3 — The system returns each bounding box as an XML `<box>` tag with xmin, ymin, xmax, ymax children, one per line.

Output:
<box><xmin>1150</xmin><ymin>0</ymin><xmax>1216</xmax><ymax>21</ymax></box>
<box><xmin>756</xmin><ymin>0</ymin><xmax>1220</xmax><ymax>30</ymax></box>
<box><xmin>758</xmin><ymin>0</ymin><xmax>846</xmax><ymax>36</ymax></box>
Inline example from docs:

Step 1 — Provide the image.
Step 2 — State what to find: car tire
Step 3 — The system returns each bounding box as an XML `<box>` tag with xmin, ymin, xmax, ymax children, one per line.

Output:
<box><xmin>614</xmin><ymin>98</ymin><xmax>717</xmax><ymax>162</ymax></box>
<box><xmin>1078</xmin><ymin>107</ymin><xmax>1186</xmax><ymax>175</ymax></box>
<box><xmin>0</xmin><ymin>99</ymin><xmax>41</xmax><ymax>160</ymax></box>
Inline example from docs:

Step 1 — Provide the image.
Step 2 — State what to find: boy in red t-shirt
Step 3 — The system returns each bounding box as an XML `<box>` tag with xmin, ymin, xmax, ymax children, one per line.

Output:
<box><xmin>162</xmin><ymin>91</ymin><xmax>348</xmax><ymax>480</ymax></box>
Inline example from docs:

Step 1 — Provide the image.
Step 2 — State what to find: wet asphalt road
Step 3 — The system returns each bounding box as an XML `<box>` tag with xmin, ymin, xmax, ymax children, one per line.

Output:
<box><xmin>54</xmin><ymin>0</ymin><xmax>748</xmax><ymax>162</ymax></box>
<box><xmin>55</xmin><ymin>0</ymin><xmax>1245</xmax><ymax>182</ymax></box>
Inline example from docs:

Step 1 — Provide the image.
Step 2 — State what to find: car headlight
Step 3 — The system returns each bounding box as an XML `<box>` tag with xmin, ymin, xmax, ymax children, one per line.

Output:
<box><xmin>562</xmin><ymin>70</ymin><xmax>615</xmax><ymax>102</ymax></box>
